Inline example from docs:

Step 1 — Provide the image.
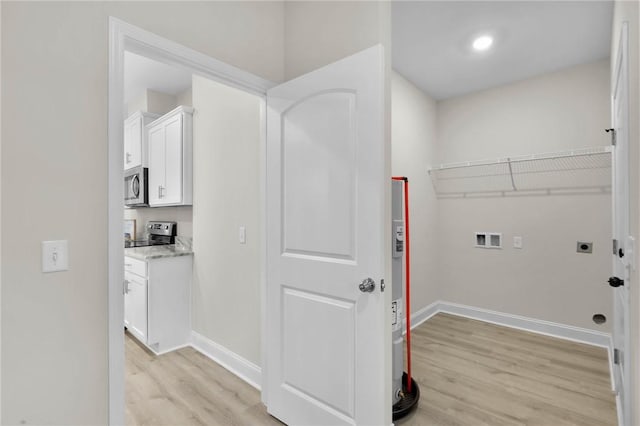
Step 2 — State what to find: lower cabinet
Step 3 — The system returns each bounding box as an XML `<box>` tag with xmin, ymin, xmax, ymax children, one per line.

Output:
<box><xmin>124</xmin><ymin>270</ymin><xmax>148</xmax><ymax>343</ymax></box>
<box><xmin>124</xmin><ymin>254</ymin><xmax>192</xmax><ymax>354</ymax></box>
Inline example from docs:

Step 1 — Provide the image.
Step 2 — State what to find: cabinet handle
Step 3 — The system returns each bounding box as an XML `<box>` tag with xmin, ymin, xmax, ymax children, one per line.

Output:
<box><xmin>158</xmin><ymin>185</ymin><xmax>163</xmax><ymax>199</ymax></box>
<box><xmin>125</xmin><ymin>153</ymin><xmax>131</xmax><ymax>163</ymax></box>
<box><xmin>123</xmin><ymin>279</ymin><xmax>130</xmax><ymax>294</ymax></box>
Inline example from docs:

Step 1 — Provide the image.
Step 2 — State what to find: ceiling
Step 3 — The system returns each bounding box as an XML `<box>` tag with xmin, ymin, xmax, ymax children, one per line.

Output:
<box><xmin>392</xmin><ymin>1</ymin><xmax>613</xmax><ymax>100</ymax></box>
<box><xmin>124</xmin><ymin>52</ymin><xmax>193</xmax><ymax>103</ymax></box>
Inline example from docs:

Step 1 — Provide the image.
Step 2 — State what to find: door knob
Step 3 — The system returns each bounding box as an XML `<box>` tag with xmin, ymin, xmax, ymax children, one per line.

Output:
<box><xmin>359</xmin><ymin>278</ymin><xmax>375</xmax><ymax>293</ymax></box>
<box><xmin>609</xmin><ymin>276</ymin><xmax>624</xmax><ymax>288</ymax></box>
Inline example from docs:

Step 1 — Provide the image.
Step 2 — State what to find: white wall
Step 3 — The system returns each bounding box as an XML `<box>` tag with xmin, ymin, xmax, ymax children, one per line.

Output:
<box><xmin>391</xmin><ymin>71</ymin><xmax>440</xmax><ymax>312</ymax></box>
<box><xmin>284</xmin><ymin>1</ymin><xmax>391</xmax><ymax>80</ymax></box>
<box><xmin>191</xmin><ymin>75</ymin><xmax>262</xmax><ymax>365</ymax></box>
<box><xmin>124</xmin><ymin>206</ymin><xmax>193</xmax><ymax>240</ymax></box>
<box><xmin>611</xmin><ymin>1</ymin><xmax>640</xmax><ymax>423</ymax></box>
<box><xmin>1</xmin><ymin>2</ymin><xmax>283</xmax><ymax>424</ymax></box>
<box><xmin>176</xmin><ymin>87</ymin><xmax>192</xmax><ymax>108</ymax></box>
<box><xmin>435</xmin><ymin>60</ymin><xmax>612</xmax><ymax>331</ymax></box>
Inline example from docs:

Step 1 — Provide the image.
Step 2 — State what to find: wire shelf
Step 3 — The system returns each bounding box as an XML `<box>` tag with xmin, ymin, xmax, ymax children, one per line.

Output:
<box><xmin>428</xmin><ymin>147</ymin><xmax>612</xmax><ymax>197</ymax></box>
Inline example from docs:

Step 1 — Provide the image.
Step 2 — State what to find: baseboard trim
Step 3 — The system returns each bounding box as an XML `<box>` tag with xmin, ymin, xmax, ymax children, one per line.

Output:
<box><xmin>434</xmin><ymin>301</ymin><xmax>612</xmax><ymax>348</ymax></box>
<box><xmin>190</xmin><ymin>331</ymin><xmax>262</xmax><ymax>391</ymax></box>
<box><xmin>403</xmin><ymin>301</ymin><xmax>440</xmax><ymax>334</ymax></box>
<box><xmin>189</xmin><ymin>302</ymin><xmax>612</xmax><ymax>400</ymax></box>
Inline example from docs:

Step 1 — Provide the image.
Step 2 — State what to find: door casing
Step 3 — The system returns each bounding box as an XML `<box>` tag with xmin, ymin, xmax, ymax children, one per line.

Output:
<box><xmin>611</xmin><ymin>21</ymin><xmax>632</xmax><ymax>426</ymax></box>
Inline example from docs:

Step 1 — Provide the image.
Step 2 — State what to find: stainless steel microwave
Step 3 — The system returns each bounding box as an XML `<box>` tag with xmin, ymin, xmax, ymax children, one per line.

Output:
<box><xmin>124</xmin><ymin>166</ymin><xmax>148</xmax><ymax>207</ymax></box>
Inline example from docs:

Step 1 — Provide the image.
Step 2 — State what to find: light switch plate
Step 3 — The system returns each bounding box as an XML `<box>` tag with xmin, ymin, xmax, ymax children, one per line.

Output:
<box><xmin>239</xmin><ymin>226</ymin><xmax>246</xmax><ymax>244</ymax></box>
<box><xmin>42</xmin><ymin>240</ymin><xmax>69</xmax><ymax>273</ymax></box>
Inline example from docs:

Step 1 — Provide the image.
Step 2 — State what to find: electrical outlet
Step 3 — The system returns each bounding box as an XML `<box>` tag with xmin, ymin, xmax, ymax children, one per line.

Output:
<box><xmin>42</xmin><ymin>240</ymin><xmax>69</xmax><ymax>272</ymax></box>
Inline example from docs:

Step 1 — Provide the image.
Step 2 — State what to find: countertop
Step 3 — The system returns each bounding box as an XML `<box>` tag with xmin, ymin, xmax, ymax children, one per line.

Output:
<box><xmin>124</xmin><ymin>244</ymin><xmax>194</xmax><ymax>261</ymax></box>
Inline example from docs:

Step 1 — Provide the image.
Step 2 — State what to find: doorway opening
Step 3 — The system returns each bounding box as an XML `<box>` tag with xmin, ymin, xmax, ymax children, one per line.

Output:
<box><xmin>108</xmin><ymin>18</ymin><xmax>272</xmax><ymax>424</ymax></box>
<box><xmin>390</xmin><ymin>2</ymin><xmax>622</xmax><ymax>425</ymax></box>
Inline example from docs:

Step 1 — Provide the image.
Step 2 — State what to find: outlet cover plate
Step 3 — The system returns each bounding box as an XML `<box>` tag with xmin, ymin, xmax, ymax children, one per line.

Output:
<box><xmin>513</xmin><ymin>236</ymin><xmax>523</xmax><ymax>249</ymax></box>
<box><xmin>577</xmin><ymin>241</ymin><xmax>593</xmax><ymax>254</ymax></box>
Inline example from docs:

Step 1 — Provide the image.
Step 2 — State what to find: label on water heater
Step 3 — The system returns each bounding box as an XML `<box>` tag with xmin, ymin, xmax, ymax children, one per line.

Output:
<box><xmin>393</xmin><ymin>220</ymin><xmax>404</xmax><ymax>258</ymax></box>
<box><xmin>391</xmin><ymin>299</ymin><xmax>402</xmax><ymax>332</ymax></box>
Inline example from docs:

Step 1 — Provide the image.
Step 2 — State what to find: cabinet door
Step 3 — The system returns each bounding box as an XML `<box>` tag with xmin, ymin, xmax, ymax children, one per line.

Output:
<box><xmin>163</xmin><ymin>114</ymin><xmax>183</xmax><ymax>205</ymax></box>
<box><xmin>129</xmin><ymin>116</ymin><xmax>143</xmax><ymax>168</ymax></box>
<box><xmin>148</xmin><ymin>124</ymin><xmax>165</xmax><ymax>206</ymax></box>
<box><xmin>128</xmin><ymin>273</ymin><xmax>148</xmax><ymax>344</ymax></box>
<box><xmin>124</xmin><ymin>119</ymin><xmax>133</xmax><ymax>169</ymax></box>
<box><xmin>124</xmin><ymin>276</ymin><xmax>132</xmax><ymax>329</ymax></box>
<box><xmin>124</xmin><ymin>115</ymin><xmax>142</xmax><ymax>170</ymax></box>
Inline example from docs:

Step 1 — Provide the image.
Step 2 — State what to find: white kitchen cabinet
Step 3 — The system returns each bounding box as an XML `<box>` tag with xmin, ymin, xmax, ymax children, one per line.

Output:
<box><xmin>123</xmin><ymin>111</ymin><xmax>159</xmax><ymax>170</ymax></box>
<box><xmin>147</xmin><ymin>106</ymin><xmax>194</xmax><ymax>206</ymax></box>
<box><xmin>124</xmin><ymin>271</ymin><xmax>148</xmax><ymax>343</ymax></box>
<box><xmin>124</xmin><ymin>254</ymin><xmax>192</xmax><ymax>354</ymax></box>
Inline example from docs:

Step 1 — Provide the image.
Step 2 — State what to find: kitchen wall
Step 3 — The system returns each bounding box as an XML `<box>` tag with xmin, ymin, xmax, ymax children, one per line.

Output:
<box><xmin>124</xmin><ymin>87</ymin><xmax>194</xmax><ymax>239</ymax></box>
<box><xmin>176</xmin><ymin>87</ymin><xmax>192</xmax><ymax>108</ymax></box>
<box><xmin>1</xmin><ymin>2</ymin><xmax>284</xmax><ymax>424</ymax></box>
<box><xmin>391</xmin><ymin>71</ymin><xmax>440</xmax><ymax>312</ymax></box>
<box><xmin>124</xmin><ymin>206</ymin><xmax>193</xmax><ymax>239</ymax></box>
<box><xmin>435</xmin><ymin>60</ymin><xmax>612</xmax><ymax>331</ymax></box>
<box><xmin>611</xmin><ymin>1</ymin><xmax>640</xmax><ymax>423</ymax></box>
<box><xmin>191</xmin><ymin>75</ymin><xmax>262</xmax><ymax>365</ymax></box>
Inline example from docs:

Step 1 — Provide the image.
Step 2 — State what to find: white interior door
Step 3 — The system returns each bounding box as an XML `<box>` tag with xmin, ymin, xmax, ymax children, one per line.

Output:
<box><xmin>611</xmin><ymin>22</ymin><xmax>630</xmax><ymax>426</ymax></box>
<box><xmin>265</xmin><ymin>45</ymin><xmax>389</xmax><ymax>425</ymax></box>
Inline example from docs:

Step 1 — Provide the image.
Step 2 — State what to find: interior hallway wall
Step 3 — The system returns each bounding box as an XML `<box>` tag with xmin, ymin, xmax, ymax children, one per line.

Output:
<box><xmin>391</xmin><ymin>71</ymin><xmax>440</xmax><ymax>312</ymax></box>
<box><xmin>435</xmin><ymin>60</ymin><xmax>612</xmax><ymax>331</ymax></box>
<box><xmin>1</xmin><ymin>2</ymin><xmax>284</xmax><ymax>424</ymax></box>
<box><xmin>191</xmin><ymin>75</ymin><xmax>262</xmax><ymax>366</ymax></box>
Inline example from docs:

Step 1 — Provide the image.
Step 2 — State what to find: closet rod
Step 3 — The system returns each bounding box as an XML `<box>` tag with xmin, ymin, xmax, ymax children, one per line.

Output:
<box><xmin>428</xmin><ymin>146</ymin><xmax>612</xmax><ymax>173</ymax></box>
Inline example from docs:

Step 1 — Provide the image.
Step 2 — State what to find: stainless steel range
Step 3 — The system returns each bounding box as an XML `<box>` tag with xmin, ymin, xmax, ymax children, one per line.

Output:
<box><xmin>124</xmin><ymin>221</ymin><xmax>177</xmax><ymax>248</ymax></box>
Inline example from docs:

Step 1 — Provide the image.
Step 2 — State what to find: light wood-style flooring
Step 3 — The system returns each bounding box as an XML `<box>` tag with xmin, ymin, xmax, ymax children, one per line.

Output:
<box><xmin>397</xmin><ymin>313</ymin><xmax>617</xmax><ymax>426</ymax></box>
<box><xmin>126</xmin><ymin>313</ymin><xmax>617</xmax><ymax>426</ymax></box>
<box><xmin>125</xmin><ymin>333</ymin><xmax>281</xmax><ymax>426</ymax></box>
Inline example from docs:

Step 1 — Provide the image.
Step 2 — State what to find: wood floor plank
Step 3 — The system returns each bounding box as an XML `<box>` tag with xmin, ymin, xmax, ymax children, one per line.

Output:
<box><xmin>126</xmin><ymin>313</ymin><xmax>616</xmax><ymax>425</ymax></box>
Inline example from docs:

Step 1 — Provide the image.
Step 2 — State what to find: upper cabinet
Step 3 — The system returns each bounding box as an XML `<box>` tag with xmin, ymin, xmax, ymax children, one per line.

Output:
<box><xmin>124</xmin><ymin>111</ymin><xmax>160</xmax><ymax>170</ymax></box>
<box><xmin>147</xmin><ymin>106</ymin><xmax>194</xmax><ymax>207</ymax></box>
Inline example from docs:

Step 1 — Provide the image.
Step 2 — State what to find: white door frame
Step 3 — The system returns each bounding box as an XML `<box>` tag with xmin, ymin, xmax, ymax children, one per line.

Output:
<box><xmin>107</xmin><ymin>17</ymin><xmax>274</xmax><ymax>425</ymax></box>
<box><xmin>611</xmin><ymin>21</ymin><xmax>631</xmax><ymax>426</ymax></box>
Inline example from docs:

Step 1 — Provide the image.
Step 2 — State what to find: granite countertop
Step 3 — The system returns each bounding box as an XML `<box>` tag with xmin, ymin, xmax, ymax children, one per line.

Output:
<box><xmin>124</xmin><ymin>244</ymin><xmax>194</xmax><ymax>261</ymax></box>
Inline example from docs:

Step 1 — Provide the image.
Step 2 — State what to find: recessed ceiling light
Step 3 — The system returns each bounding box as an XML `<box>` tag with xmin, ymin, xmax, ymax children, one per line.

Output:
<box><xmin>472</xmin><ymin>35</ymin><xmax>493</xmax><ymax>51</ymax></box>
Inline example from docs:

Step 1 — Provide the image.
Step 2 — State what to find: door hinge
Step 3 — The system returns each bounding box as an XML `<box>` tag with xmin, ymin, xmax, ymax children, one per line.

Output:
<box><xmin>606</xmin><ymin>128</ymin><xmax>617</xmax><ymax>146</ymax></box>
<box><xmin>614</xmin><ymin>348</ymin><xmax>622</xmax><ymax>365</ymax></box>
<box><xmin>613</xmin><ymin>239</ymin><xmax>619</xmax><ymax>256</ymax></box>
